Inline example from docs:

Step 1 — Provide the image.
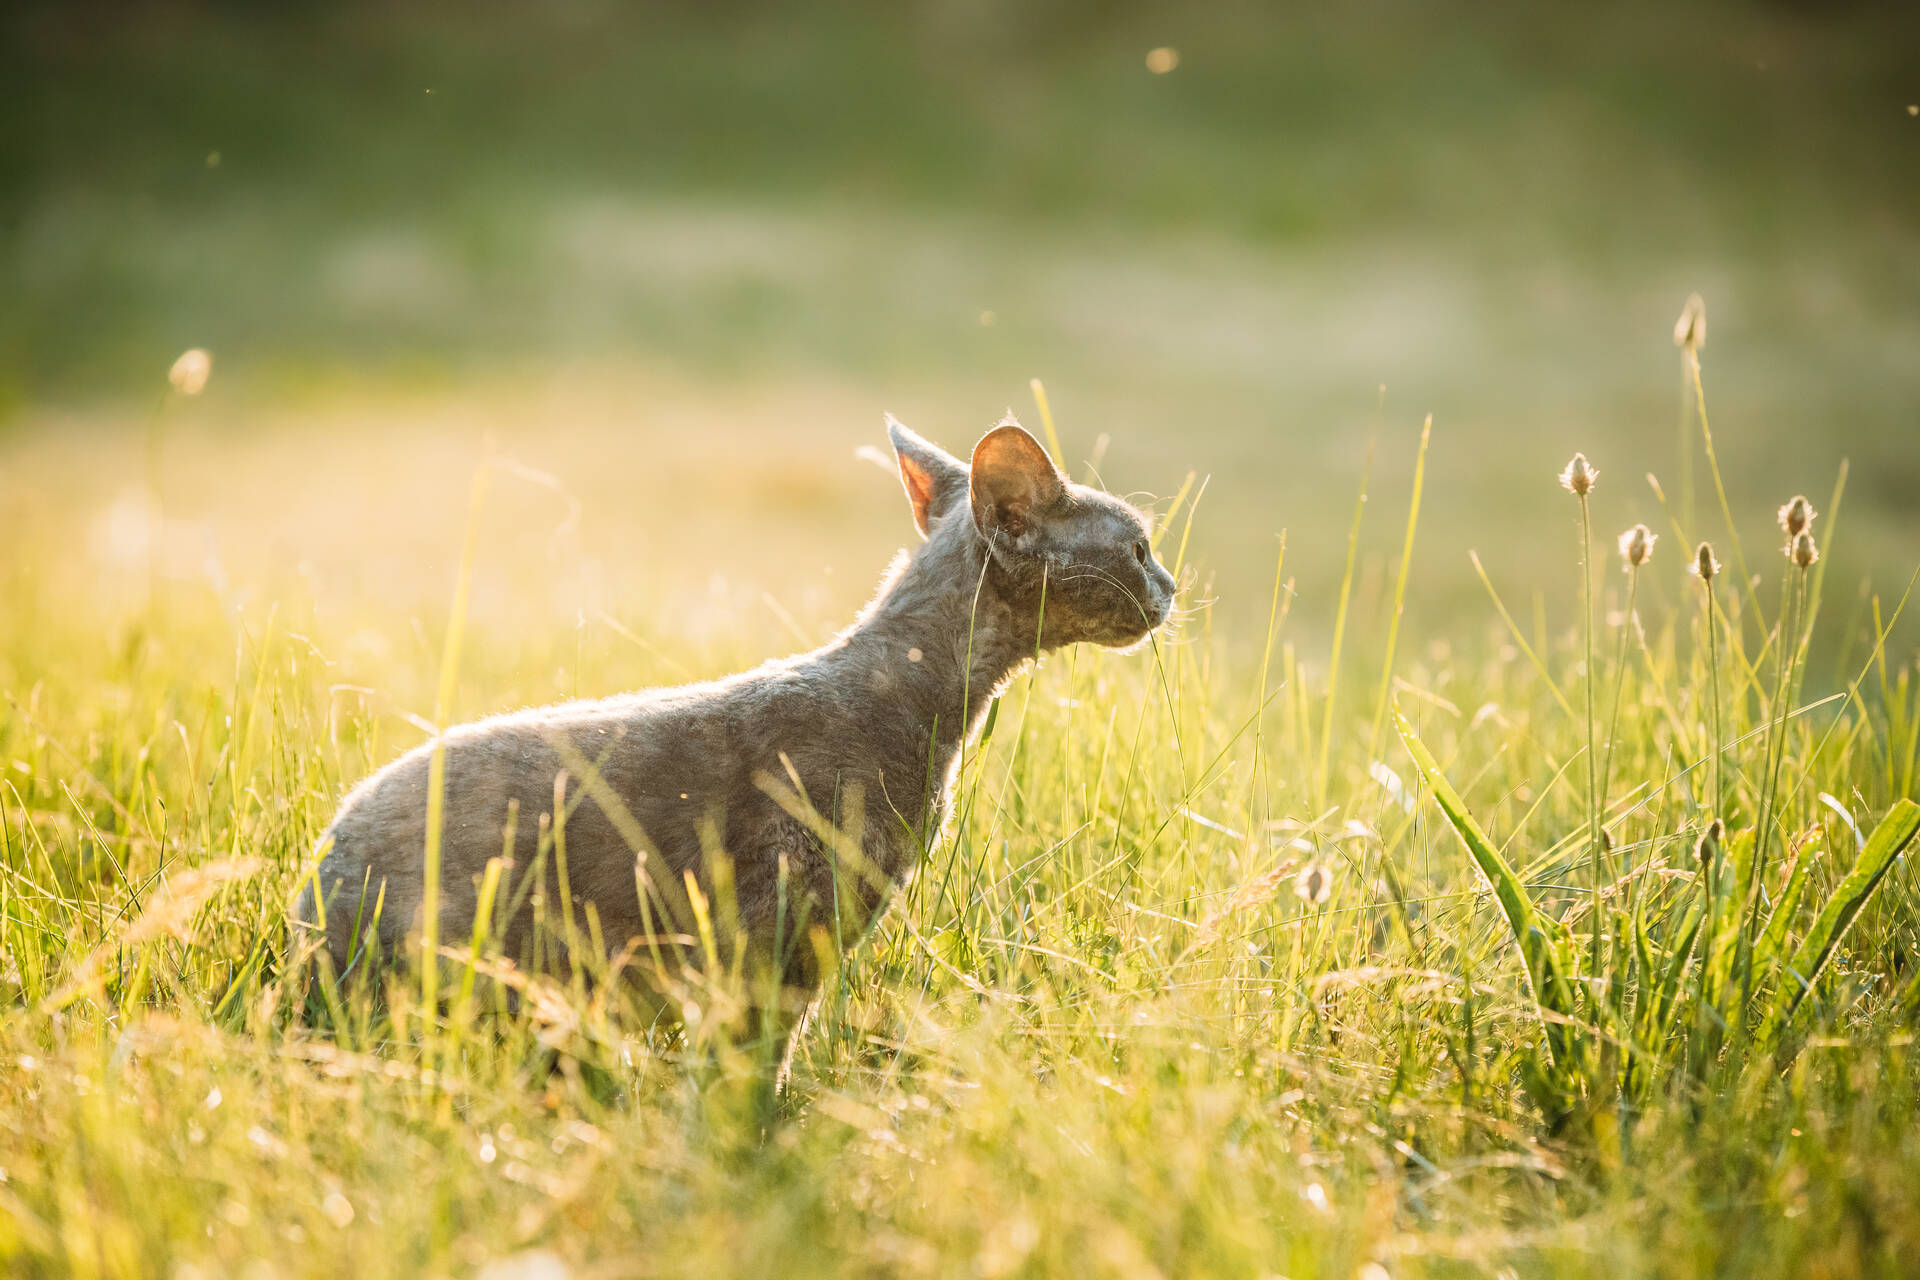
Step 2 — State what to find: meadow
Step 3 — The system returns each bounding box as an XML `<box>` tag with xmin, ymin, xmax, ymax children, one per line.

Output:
<box><xmin>5</xmin><ymin>2</ymin><xmax>1920</xmax><ymax>1276</ymax></box>
<box><xmin>2</xmin><ymin>329</ymin><xmax>1917</xmax><ymax>1276</ymax></box>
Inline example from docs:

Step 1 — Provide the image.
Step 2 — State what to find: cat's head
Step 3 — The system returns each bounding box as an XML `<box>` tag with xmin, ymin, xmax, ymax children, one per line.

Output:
<box><xmin>887</xmin><ymin>414</ymin><xmax>1177</xmax><ymax>650</ymax></box>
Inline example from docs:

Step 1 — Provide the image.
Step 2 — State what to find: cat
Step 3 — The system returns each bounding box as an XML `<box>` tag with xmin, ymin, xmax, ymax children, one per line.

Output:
<box><xmin>290</xmin><ymin>414</ymin><xmax>1175</xmax><ymax>1039</ymax></box>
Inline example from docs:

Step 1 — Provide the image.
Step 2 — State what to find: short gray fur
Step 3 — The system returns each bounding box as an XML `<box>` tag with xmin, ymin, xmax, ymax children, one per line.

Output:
<box><xmin>291</xmin><ymin>415</ymin><xmax>1175</xmax><ymax>1015</ymax></box>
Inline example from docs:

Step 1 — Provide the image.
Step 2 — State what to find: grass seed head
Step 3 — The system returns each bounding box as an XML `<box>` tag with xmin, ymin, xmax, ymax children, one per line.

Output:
<box><xmin>1559</xmin><ymin>453</ymin><xmax>1598</xmax><ymax>497</ymax></box>
<box><xmin>1673</xmin><ymin>292</ymin><xmax>1707</xmax><ymax>352</ymax></box>
<box><xmin>1689</xmin><ymin>541</ymin><xmax>1720</xmax><ymax>583</ymax></box>
<box><xmin>1790</xmin><ymin>532</ymin><xmax>1819</xmax><ymax>569</ymax></box>
<box><xmin>1777</xmin><ymin>495</ymin><xmax>1816</xmax><ymax>539</ymax></box>
<box><xmin>1618</xmin><ymin>523</ymin><xmax>1656</xmax><ymax>569</ymax></box>
<box><xmin>1695</xmin><ymin>818</ymin><xmax>1725</xmax><ymax>867</ymax></box>
<box><xmin>168</xmin><ymin>348</ymin><xmax>212</xmax><ymax>396</ymax></box>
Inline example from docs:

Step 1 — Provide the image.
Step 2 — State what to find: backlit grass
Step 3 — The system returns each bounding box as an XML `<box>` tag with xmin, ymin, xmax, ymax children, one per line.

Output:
<box><xmin>1</xmin><ymin>343</ymin><xmax>1918</xmax><ymax>1278</ymax></box>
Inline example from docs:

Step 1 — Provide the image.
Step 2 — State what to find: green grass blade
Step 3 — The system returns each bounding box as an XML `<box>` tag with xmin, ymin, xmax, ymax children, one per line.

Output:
<box><xmin>1365</xmin><ymin>414</ymin><xmax>1431</xmax><ymax>768</ymax></box>
<box><xmin>1397</xmin><ymin>712</ymin><xmax>1578</xmax><ymax>1043</ymax></box>
<box><xmin>1317</xmin><ymin>443</ymin><xmax>1372</xmax><ymax>811</ymax></box>
<box><xmin>1652</xmin><ymin>897</ymin><xmax>1706</xmax><ymax>1041</ymax></box>
<box><xmin>1468</xmin><ymin>552</ymin><xmax>1577</xmax><ymax>720</ymax></box>
<box><xmin>1764</xmin><ymin>798</ymin><xmax>1920</xmax><ymax>1041</ymax></box>
<box><xmin>1756</xmin><ymin>843</ymin><xmax>1815</xmax><ymax>965</ymax></box>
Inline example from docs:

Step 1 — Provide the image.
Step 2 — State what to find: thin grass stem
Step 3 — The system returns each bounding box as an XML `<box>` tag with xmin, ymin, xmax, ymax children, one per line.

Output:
<box><xmin>1578</xmin><ymin>492</ymin><xmax>1604</xmax><ymax>987</ymax></box>
<box><xmin>1317</xmin><ymin>444</ymin><xmax>1372</xmax><ymax>811</ymax></box>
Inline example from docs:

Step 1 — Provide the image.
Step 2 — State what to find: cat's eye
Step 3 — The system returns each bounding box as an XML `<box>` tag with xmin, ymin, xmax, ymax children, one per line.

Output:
<box><xmin>1133</xmin><ymin>540</ymin><xmax>1150</xmax><ymax>566</ymax></box>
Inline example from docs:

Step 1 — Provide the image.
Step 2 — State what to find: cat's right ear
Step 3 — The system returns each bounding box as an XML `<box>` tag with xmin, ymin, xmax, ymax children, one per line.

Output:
<box><xmin>887</xmin><ymin>415</ymin><xmax>969</xmax><ymax>537</ymax></box>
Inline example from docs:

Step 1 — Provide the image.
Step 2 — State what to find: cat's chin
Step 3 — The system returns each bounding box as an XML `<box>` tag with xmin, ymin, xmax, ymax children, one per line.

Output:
<box><xmin>1092</xmin><ymin>622</ymin><xmax>1165</xmax><ymax>653</ymax></box>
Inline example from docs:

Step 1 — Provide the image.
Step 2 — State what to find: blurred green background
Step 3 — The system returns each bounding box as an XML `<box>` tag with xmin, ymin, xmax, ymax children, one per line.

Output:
<box><xmin>4</xmin><ymin>0</ymin><xmax>1916</xmax><ymax>645</ymax></box>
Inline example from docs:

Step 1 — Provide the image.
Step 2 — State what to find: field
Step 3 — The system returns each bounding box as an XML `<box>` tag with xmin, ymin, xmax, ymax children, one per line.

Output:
<box><xmin>5</xmin><ymin>3</ymin><xmax>1920</xmax><ymax>1277</ymax></box>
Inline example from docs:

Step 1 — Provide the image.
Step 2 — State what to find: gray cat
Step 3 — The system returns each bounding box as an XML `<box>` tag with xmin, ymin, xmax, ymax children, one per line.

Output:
<box><xmin>291</xmin><ymin>415</ymin><xmax>1175</xmax><ymax>1033</ymax></box>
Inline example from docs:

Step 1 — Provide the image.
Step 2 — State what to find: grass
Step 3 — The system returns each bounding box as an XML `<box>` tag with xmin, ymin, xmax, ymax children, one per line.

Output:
<box><xmin>4</xmin><ymin>6</ymin><xmax>1919</xmax><ymax>1267</ymax></box>
<box><xmin>2</xmin><ymin>319</ymin><xmax>1918</xmax><ymax>1277</ymax></box>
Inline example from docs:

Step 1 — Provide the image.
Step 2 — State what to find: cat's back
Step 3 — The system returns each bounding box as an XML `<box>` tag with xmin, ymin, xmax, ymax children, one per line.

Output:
<box><xmin>321</xmin><ymin>673</ymin><xmax>750</xmax><ymax>852</ymax></box>
<box><xmin>293</xmin><ymin>653</ymin><xmax>856</xmax><ymax>955</ymax></box>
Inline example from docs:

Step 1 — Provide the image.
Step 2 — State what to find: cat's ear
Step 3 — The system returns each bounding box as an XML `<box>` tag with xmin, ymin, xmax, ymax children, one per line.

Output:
<box><xmin>970</xmin><ymin>416</ymin><xmax>1066</xmax><ymax>544</ymax></box>
<box><xmin>887</xmin><ymin>415</ymin><xmax>969</xmax><ymax>537</ymax></box>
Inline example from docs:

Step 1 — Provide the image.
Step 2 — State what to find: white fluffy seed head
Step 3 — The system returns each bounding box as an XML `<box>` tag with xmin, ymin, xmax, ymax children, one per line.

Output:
<box><xmin>1690</xmin><ymin>542</ymin><xmax>1720</xmax><ymax>584</ymax></box>
<box><xmin>1559</xmin><ymin>453</ymin><xmax>1598</xmax><ymax>497</ymax></box>
<box><xmin>1673</xmin><ymin>292</ymin><xmax>1707</xmax><ymax>352</ymax></box>
<box><xmin>1777</xmin><ymin>495</ymin><xmax>1816</xmax><ymax>539</ymax></box>
<box><xmin>1618</xmin><ymin>524</ymin><xmax>1656</xmax><ymax>570</ymax></box>
<box><xmin>168</xmin><ymin>349</ymin><xmax>212</xmax><ymax>396</ymax></box>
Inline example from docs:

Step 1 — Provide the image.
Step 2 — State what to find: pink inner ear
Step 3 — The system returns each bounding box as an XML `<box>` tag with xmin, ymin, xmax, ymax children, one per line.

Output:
<box><xmin>898</xmin><ymin>454</ymin><xmax>936</xmax><ymax>534</ymax></box>
<box><xmin>970</xmin><ymin>425</ymin><xmax>1065</xmax><ymax>534</ymax></box>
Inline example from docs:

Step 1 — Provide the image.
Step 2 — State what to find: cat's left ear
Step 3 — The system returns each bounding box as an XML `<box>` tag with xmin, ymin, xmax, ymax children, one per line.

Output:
<box><xmin>970</xmin><ymin>416</ymin><xmax>1066</xmax><ymax>544</ymax></box>
<box><xmin>887</xmin><ymin>415</ymin><xmax>969</xmax><ymax>537</ymax></box>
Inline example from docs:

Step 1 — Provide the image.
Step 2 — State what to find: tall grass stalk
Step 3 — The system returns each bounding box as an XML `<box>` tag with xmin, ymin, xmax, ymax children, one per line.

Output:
<box><xmin>1673</xmin><ymin>293</ymin><xmax>1705</xmax><ymax>533</ymax></box>
<box><xmin>1740</xmin><ymin>538</ymin><xmax>1815</xmax><ymax>1015</ymax></box>
<box><xmin>1315</xmin><ymin>442</ymin><xmax>1372</xmax><ymax>812</ymax></box>
<box><xmin>1688</xmin><ymin>348</ymin><xmax>1763</xmax><ymax>622</ymax></box>
<box><xmin>1028</xmin><ymin>376</ymin><xmax>1067</xmax><ymax>473</ymax></box>
<box><xmin>1599</xmin><ymin>526</ymin><xmax>1652</xmax><ymax>892</ymax></box>
<box><xmin>1365</xmin><ymin>414</ymin><xmax>1431</xmax><ymax>771</ymax></box>
<box><xmin>421</xmin><ymin>460</ymin><xmax>492</xmax><ymax>1023</ymax></box>
<box><xmin>1471</xmin><ymin>550</ymin><xmax>1578</xmax><ymax>719</ymax></box>
<box><xmin>1245</xmin><ymin>531</ymin><xmax>1290</xmax><ymax>837</ymax></box>
<box><xmin>1692</xmin><ymin>543</ymin><xmax>1726</xmax><ymax>820</ymax></box>
<box><xmin>1560</xmin><ymin>453</ymin><xmax>1605</xmax><ymax>985</ymax></box>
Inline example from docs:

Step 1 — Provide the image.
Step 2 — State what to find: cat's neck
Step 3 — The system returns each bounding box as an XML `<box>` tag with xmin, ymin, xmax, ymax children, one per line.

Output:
<box><xmin>829</xmin><ymin>516</ymin><xmax>1038</xmax><ymax>802</ymax></box>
